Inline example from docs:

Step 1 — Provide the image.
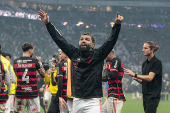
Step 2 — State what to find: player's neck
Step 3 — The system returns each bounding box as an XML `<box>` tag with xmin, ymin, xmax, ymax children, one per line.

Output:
<box><xmin>23</xmin><ymin>53</ymin><xmax>30</xmax><ymax>57</ymax></box>
<box><xmin>147</xmin><ymin>53</ymin><xmax>154</xmax><ymax>61</ymax></box>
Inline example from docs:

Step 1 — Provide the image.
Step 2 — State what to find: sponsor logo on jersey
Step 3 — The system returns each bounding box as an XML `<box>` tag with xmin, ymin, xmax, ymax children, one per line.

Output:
<box><xmin>22</xmin><ymin>87</ymin><xmax>32</xmax><ymax>91</ymax></box>
<box><xmin>17</xmin><ymin>60</ymin><xmax>22</xmax><ymax>63</ymax></box>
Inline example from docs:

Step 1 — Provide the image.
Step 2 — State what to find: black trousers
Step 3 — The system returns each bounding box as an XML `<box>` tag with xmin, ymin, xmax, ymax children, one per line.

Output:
<box><xmin>143</xmin><ymin>97</ymin><xmax>160</xmax><ymax>113</ymax></box>
<box><xmin>47</xmin><ymin>96</ymin><xmax>60</xmax><ymax>113</ymax></box>
<box><xmin>39</xmin><ymin>92</ymin><xmax>46</xmax><ymax>112</ymax></box>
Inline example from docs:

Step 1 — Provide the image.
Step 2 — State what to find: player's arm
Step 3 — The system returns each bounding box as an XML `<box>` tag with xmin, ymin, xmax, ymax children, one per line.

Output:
<box><xmin>124</xmin><ymin>60</ymin><xmax>162</xmax><ymax>82</ymax></box>
<box><xmin>4</xmin><ymin>69</ymin><xmax>11</xmax><ymax>94</ymax></box>
<box><xmin>51</xmin><ymin>66</ymin><xmax>57</xmax><ymax>86</ymax></box>
<box><xmin>132</xmin><ymin>77</ymin><xmax>142</xmax><ymax>84</ymax></box>
<box><xmin>124</xmin><ymin>68</ymin><xmax>154</xmax><ymax>82</ymax></box>
<box><xmin>37</xmin><ymin>9</ymin><xmax>77</xmax><ymax>59</ymax></box>
<box><xmin>103</xmin><ymin>59</ymin><xmax>120</xmax><ymax>82</ymax></box>
<box><xmin>56</xmin><ymin>65</ymin><xmax>67</xmax><ymax>108</ymax></box>
<box><xmin>98</xmin><ymin>12</ymin><xmax>123</xmax><ymax>60</ymax></box>
<box><xmin>36</xmin><ymin>56</ymin><xmax>45</xmax><ymax>78</ymax></box>
<box><xmin>39</xmin><ymin>77</ymin><xmax>46</xmax><ymax>92</ymax></box>
<box><xmin>102</xmin><ymin>64</ymin><xmax>108</xmax><ymax>82</ymax></box>
<box><xmin>8</xmin><ymin>65</ymin><xmax>16</xmax><ymax>83</ymax></box>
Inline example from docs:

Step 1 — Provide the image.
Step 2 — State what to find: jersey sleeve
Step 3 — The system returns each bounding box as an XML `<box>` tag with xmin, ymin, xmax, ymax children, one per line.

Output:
<box><xmin>35</xmin><ymin>59</ymin><xmax>42</xmax><ymax>71</ymax></box>
<box><xmin>56</xmin><ymin>63</ymin><xmax>63</xmax><ymax>97</ymax></box>
<box><xmin>150</xmin><ymin>60</ymin><xmax>162</xmax><ymax>75</ymax></box>
<box><xmin>107</xmin><ymin>59</ymin><xmax>120</xmax><ymax>80</ymax></box>
<box><xmin>9</xmin><ymin>65</ymin><xmax>16</xmax><ymax>83</ymax></box>
<box><xmin>110</xmin><ymin>59</ymin><xmax>120</xmax><ymax>72</ymax></box>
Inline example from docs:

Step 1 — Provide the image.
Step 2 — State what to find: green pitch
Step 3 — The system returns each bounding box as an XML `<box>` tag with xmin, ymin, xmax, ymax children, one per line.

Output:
<box><xmin>102</xmin><ymin>93</ymin><xmax>170</xmax><ymax>113</ymax></box>
<box><xmin>24</xmin><ymin>93</ymin><xmax>170</xmax><ymax>113</ymax></box>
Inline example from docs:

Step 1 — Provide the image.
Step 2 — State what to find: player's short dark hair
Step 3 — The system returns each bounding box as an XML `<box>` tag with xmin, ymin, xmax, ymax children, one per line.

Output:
<box><xmin>82</xmin><ymin>32</ymin><xmax>95</xmax><ymax>44</ymax></box>
<box><xmin>22</xmin><ymin>42</ymin><xmax>34</xmax><ymax>52</ymax></box>
<box><xmin>1</xmin><ymin>52</ymin><xmax>6</xmax><ymax>57</ymax></box>
<box><xmin>5</xmin><ymin>53</ymin><xmax>11</xmax><ymax>59</ymax></box>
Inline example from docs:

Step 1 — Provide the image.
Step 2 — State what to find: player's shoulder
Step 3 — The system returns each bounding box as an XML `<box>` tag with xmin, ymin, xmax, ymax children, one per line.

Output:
<box><xmin>14</xmin><ymin>57</ymin><xmax>38</xmax><ymax>63</ymax></box>
<box><xmin>111</xmin><ymin>57</ymin><xmax>121</xmax><ymax>62</ymax></box>
<box><xmin>58</xmin><ymin>60</ymin><xmax>67</xmax><ymax>67</ymax></box>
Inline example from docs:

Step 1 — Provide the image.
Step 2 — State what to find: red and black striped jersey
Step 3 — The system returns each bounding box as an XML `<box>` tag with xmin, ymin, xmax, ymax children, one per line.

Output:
<box><xmin>55</xmin><ymin>60</ymin><xmax>68</xmax><ymax>102</ymax></box>
<box><xmin>0</xmin><ymin>60</ymin><xmax>8</xmax><ymax>103</ymax></box>
<box><xmin>107</xmin><ymin>57</ymin><xmax>126</xmax><ymax>101</ymax></box>
<box><xmin>13</xmin><ymin>57</ymin><xmax>42</xmax><ymax>99</ymax></box>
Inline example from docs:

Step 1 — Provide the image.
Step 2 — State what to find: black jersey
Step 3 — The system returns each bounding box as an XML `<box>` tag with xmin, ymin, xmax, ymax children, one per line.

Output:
<box><xmin>46</xmin><ymin>22</ymin><xmax>121</xmax><ymax>99</ymax></box>
<box><xmin>0</xmin><ymin>61</ymin><xmax>8</xmax><ymax>103</ymax></box>
<box><xmin>14</xmin><ymin>57</ymin><xmax>42</xmax><ymax>99</ymax></box>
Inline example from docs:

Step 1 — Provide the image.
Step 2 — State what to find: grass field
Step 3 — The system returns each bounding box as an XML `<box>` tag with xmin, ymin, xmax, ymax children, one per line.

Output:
<box><xmin>24</xmin><ymin>93</ymin><xmax>170</xmax><ymax>113</ymax></box>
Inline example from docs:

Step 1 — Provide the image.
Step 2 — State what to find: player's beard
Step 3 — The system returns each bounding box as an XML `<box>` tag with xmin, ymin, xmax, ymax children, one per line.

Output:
<box><xmin>79</xmin><ymin>44</ymin><xmax>91</xmax><ymax>52</ymax></box>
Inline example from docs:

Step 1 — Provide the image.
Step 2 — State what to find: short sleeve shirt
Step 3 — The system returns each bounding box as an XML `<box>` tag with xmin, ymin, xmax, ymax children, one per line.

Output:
<box><xmin>142</xmin><ymin>56</ymin><xmax>162</xmax><ymax>99</ymax></box>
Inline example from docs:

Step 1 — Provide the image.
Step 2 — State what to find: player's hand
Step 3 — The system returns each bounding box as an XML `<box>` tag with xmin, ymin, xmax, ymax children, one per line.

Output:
<box><xmin>36</xmin><ymin>56</ymin><xmax>42</xmax><ymax>62</ymax></box>
<box><xmin>39</xmin><ymin>87</ymin><xmax>44</xmax><ymax>92</ymax></box>
<box><xmin>51</xmin><ymin>67</ymin><xmax>55</xmax><ymax>74</ymax></box>
<box><xmin>59</xmin><ymin>97</ymin><xmax>67</xmax><ymax>108</ymax></box>
<box><xmin>132</xmin><ymin>77</ymin><xmax>137</xmax><ymax>80</ymax></box>
<box><xmin>103</xmin><ymin>64</ymin><xmax>108</xmax><ymax>70</ymax></box>
<box><xmin>37</xmin><ymin>9</ymin><xmax>49</xmax><ymax>24</ymax></box>
<box><xmin>124</xmin><ymin>68</ymin><xmax>135</xmax><ymax>77</ymax></box>
<box><xmin>115</xmin><ymin>12</ymin><xmax>124</xmax><ymax>24</ymax></box>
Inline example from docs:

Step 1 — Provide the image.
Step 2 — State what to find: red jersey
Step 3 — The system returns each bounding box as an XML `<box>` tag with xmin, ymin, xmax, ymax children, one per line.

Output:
<box><xmin>14</xmin><ymin>57</ymin><xmax>42</xmax><ymax>99</ymax></box>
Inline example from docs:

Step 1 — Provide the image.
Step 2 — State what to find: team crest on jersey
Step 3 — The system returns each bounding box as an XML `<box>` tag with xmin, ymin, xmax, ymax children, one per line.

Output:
<box><xmin>64</xmin><ymin>62</ymin><xmax>67</xmax><ymax>66</ymax></box>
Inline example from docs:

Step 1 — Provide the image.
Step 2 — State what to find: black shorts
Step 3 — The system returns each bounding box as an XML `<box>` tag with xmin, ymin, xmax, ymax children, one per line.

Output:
<box><xmin>143</xmin><ymin>97</ymin><xmax>160</xmax><ymax>113</ymax></box>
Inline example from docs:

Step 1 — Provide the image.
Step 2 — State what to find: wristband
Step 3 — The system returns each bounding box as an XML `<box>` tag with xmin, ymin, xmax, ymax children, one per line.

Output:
<box><xmin>135</xmin><ymin>74</ymin><xmax>137</xmax><ymax>78</ymax></box>
<box><xmin>38</xmin><ymin>62</ymin><xmax>42</xmax><ymax>66</ymax></box>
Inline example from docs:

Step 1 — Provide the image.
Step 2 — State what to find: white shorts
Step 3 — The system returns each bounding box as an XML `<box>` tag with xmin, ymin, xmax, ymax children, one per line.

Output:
<box><xmin>44</xmin><ymin>91</ymin><xmax>52</xmax><ymax>101</ymax></box>
<box><xmin>67</xmin><ymin>100</ymin><xmax>73</xmax><ymax>113</ymax></box>
<box><xmin>14</xmin><ymin>96</ymin><xmax>40</xmax><ymax>113</ymax></box>
<box><xmin>0</xmin><ymin>103</ymin><xmax>6</xmax><ymax>113</ymax></box>
<box><xmin>102</xmin><ymin>97</ymin><xmax>123</xmax><ymax>113</ymax></box>
<box><xmin>5</xmin><ymin>94</ymin><xmax>15</xmax><ymax>113</ymax></box>
<box><xmin>73</xmin><ymin>98</ymin><xmax>102</xmax><ymax>113</ymax></box>
<box><xmin>59</xmin><ymin>102</ymin><xmax>69</xmax><ymax>113</ymax></box>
